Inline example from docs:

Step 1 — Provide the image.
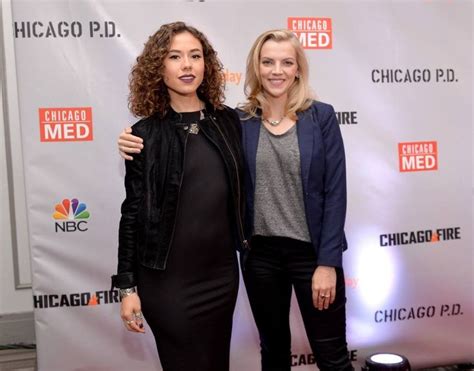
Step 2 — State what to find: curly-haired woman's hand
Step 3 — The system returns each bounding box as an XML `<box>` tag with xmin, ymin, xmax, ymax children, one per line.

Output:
<box><xmin>120</xmin><ymin>293</ymin><xmax>145</xmax><ymax>333</ymax></box>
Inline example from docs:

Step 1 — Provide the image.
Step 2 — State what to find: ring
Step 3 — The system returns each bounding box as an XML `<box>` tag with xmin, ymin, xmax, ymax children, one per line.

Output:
<box><xmin>126</xmin><ymin>320</ymin><xmax>134</xmax><ymax>324</ymax></box>
<box><xmin>320</xmin><ymin>294</ymin><xmax>329</xmax><ymax>298</ymax></box>
<box><xmin>135</xmin><ymin>312</ymin><xmax>143</xmax><ymax>319</ymax></box>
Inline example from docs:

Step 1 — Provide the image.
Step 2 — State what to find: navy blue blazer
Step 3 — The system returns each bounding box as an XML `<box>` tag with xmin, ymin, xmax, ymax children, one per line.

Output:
<box><xmin>238</xmin><ymin>101</ymin><xmax>347</xmax><ymax>268</ymax></box>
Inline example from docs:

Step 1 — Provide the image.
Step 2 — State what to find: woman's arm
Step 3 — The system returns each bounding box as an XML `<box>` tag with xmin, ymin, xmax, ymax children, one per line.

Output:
<box><xmin>311</xmin><ymin>103</ymin><xmax>347</xmax><ymax>310</ymax></box>
<box><xmin>112</xmin><ymin>125</ymin><xmax>146</xmax><ymax>333</ymax></box>
<box><xmin>118</xmin><ymin>127</ymin><xmax>144</xmax><ymax>160</ymax></box>
<box><xmin>317</xmin><ymin>103</ymin><xmax>347</xmax><ymax>268</ymax></box>
<box><xmin>114</xmin><ymin>125</ymin><xmax>145</xmax><ymax>287</ymax></box>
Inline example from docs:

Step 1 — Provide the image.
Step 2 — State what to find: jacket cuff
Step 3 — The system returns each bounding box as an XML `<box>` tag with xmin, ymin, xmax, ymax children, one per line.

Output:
<box><xmin>111</xmin><ymin>272</ymin><xmax>137</xmax><ymax>289</ymax></box>
<box><xmin>316</xmin><ymin>248</ymin><xmax>343</xmax><ymax>268</ymax></box>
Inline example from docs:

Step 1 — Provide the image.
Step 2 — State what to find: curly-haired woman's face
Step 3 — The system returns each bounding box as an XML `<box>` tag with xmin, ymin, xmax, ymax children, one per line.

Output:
<box><xmin>163</xmin><ymin>31</ymin><xmax>205</xmax><ymax>103</ymax></box>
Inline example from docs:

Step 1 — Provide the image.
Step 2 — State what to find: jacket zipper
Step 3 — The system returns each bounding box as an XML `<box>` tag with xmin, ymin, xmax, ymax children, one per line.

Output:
<box><xmin>159</xmin><ymin>126</ymin><xmax>190</xmax><ymax>269</ymax></box>
<box><xmin>207</xmin><ymin>115</ymin><xmax>248</xmax><ymax>250</ymax></box>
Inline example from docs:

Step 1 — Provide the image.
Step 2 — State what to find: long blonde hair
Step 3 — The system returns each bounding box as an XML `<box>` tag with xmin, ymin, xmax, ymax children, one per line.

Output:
<box><xmin>239</xmin><ymin>29</ymin><xmax>313</xmax><ymax>120</ymax></box>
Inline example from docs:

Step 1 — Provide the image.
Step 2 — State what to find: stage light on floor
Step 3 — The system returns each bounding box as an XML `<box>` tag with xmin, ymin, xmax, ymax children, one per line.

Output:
<box><xmin>363</xmin><ymin>353</ymin><xmax>411</xmax><ymax>370</ymax></box>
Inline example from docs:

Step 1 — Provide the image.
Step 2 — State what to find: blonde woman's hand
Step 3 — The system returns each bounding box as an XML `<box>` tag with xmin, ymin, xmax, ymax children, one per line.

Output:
<box><xmin>311</xmin><ymin>266</ymin><xmax>336</xmax><ymax>311</ymax></box>
<box><xmin>118</xmin><ymin>127</ymin><xmax>144</xmax><ymax>160</ymax></box>
<box><xmin>120</xmin><ymin>293</ymin><xmax>145</xmax><ymax>333</ymax></box>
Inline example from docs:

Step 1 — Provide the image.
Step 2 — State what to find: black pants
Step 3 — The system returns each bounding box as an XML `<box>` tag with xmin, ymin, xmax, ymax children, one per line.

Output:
<box><xmin>243</xmin><ymin>236</ymin><xmax>354</xmax><ymax>371</ymax></box>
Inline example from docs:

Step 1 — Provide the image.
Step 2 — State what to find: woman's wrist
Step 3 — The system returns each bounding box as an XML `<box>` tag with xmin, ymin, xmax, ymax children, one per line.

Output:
<box><xmin>119</xmin><ymin>287</ymin><xmax>137</xmax><ymax>299</ymax></box>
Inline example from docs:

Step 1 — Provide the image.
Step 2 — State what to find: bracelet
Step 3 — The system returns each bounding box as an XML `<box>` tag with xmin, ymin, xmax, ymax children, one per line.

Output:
<box><xmin>119</xmin><ymin>287</ymin><xmax>136</xmax><ymax>299</ymax></box>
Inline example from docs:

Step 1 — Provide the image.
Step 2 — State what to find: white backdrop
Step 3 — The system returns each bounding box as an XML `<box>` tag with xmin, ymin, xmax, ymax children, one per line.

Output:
<box><xmin>4</xmin><ymin>1</ymin><xmax>473</xmax><ymax>370</ymax></box>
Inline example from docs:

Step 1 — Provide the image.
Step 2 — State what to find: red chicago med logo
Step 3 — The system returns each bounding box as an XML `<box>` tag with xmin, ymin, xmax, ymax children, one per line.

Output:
<box><xmin>398</xmin><ymin>141</ymin><xmax>438</xmax><ymax>172</ymax></box>
<box><xmin>287</xmin><ymin>17</ymin><xmax>332</xmax><ymax>49</ymax></box>
<box><xmin>39</xmin><ymin>107</ymin><xmax>93</xmax><ymax>142</ymax></box>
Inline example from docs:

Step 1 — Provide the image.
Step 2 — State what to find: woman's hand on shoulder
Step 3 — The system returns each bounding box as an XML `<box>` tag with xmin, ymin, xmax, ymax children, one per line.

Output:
<box><xmin>120</xmin><ymin>293</ymin><xmax>145</xmax><ymax>333</ymax></box>
<box><xmin>118</xmin><ymin>127</ymin><xmax>144</xmax><ymax>161</ymax></box>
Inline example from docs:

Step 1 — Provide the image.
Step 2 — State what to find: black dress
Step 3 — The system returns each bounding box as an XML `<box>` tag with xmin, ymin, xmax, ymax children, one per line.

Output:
<box><xmin>137</xmin><ymin>111</ymin><xmax>239</xmax><ymax>371</ymax></box>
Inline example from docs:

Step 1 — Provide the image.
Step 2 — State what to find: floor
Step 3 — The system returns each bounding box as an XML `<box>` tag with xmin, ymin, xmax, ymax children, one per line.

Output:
<box><xmin>0</xmin><ymin>348</ymin><xmax>472</xmax><ymax>371</ymax></box>
<box><xmin>0</xmin><ymin>349</ymin><xmax>35</xmax><ymax>371</ymax></box>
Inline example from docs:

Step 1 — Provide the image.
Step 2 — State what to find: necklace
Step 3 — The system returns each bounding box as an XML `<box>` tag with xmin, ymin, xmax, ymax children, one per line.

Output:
<box><xmin>188</xmin><ymin>110</ymin><xmax>204</xmax><ymax>135</ymax></box>
<box><xmin>263</xmin><ymin>116</ymin><xmax>285</xmax><ymax>127</ymax></box>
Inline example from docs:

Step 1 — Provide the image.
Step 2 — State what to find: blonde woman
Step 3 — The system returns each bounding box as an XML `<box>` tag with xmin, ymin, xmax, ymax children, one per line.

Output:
<box><xmin>237</xmin><ymin>29</ymin><xmax>352</xmax><ymax>371</ymax></box>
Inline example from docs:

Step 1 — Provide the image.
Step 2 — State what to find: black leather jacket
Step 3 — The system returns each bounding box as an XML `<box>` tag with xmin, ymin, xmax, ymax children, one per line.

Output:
<box><xmin>111</xmin><ymin>103</ymin><xmax>247</xmax><ymax>289</ymax></box>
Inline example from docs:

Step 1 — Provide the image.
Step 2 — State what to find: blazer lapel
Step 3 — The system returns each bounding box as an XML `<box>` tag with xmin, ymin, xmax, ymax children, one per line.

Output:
<box><xmin>243</xmin><ymin>117</ymin><xmax>261</xmax><ymax>188</ymax></box>
<box><xmin>297</xmin><ymin>109</ymin><xmax>314</xmax><ymax>190</ymax></box>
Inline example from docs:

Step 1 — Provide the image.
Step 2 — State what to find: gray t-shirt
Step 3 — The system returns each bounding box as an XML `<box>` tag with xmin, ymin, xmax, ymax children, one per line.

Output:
<box><xmin>254</xmin><ymin>123</ymin><xmax>311</xmax><ymax>242</ymax></box>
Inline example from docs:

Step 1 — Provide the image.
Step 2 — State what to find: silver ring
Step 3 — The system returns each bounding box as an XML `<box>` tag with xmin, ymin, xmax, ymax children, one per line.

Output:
<box><xmin>135</xmin><ymin>312</ymin><xmax>143</xmax><ymax>319</ymax></box>
<box><xmin>126</xmin><ymin>320</ymin><xmax>134</xmax><ymax>324</ymax></box>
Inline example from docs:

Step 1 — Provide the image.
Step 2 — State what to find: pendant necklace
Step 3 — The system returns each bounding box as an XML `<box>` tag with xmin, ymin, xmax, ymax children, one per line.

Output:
<box><xmin>263</xmin><ymin>116</ymin><xmax>285</xmax><ymax>127</ymax></box>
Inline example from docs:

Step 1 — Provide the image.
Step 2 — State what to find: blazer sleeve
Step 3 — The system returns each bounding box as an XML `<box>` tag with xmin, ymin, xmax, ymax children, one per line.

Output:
<box><xmin>315</xmin><ymin>103</ymin><xmax>347</xmax><ymax>267</ymax></box>
<box><xmin>111</xmin><ymin>124</ymin><xmax>145</xmax><ymax>289</ymax></box>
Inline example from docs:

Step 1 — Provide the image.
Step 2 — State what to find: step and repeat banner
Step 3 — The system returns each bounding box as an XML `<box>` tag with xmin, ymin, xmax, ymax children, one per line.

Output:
<box><xmin>6</xmin><ymin>0</ymin><xmax>473</xmax><ymax>370</ymax></box>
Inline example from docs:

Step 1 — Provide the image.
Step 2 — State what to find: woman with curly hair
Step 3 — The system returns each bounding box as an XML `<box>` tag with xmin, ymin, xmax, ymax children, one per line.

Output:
<box><xmin>111</xmin><ymin>21</ymin><xmax>246</xmax><ymax>371</ymax></box>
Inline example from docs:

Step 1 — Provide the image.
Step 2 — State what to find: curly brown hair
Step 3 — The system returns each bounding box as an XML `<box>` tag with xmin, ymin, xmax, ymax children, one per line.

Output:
<box><xmin>129</xmin><ymin>22</ymin><xmax>225</xmax><ymax>118</ymax></box>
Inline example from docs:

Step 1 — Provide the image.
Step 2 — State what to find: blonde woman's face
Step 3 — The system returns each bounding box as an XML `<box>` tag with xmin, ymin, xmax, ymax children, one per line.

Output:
<box><xmin>163</xmin><ymin>31</ymin><xmax>205</xmax><ymax>102</ymax></box>
<box><xmin>258</xmin><ymin>40</ymin><xmax>299</xmax><ymax>100</ymax></box>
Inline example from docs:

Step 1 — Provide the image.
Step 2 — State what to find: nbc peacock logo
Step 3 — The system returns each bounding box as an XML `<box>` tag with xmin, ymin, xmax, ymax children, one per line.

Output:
<box><xmin>53</xmin><ymin>198</ymin><xmax>90</xmax><ymax>233</ymax></box>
